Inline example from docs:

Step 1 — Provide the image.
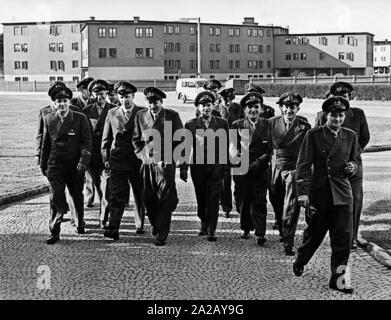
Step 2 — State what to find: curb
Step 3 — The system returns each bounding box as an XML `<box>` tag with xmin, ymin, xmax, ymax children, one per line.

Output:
<box><xmin>358</xmin><ymin>233</ymin><xmax>391</xmax><ymax>269</ymax></box>
<box><xmin>0</xmin><ymin>185</ymin><xmax>49</xmax><ymax>207</ymax></box>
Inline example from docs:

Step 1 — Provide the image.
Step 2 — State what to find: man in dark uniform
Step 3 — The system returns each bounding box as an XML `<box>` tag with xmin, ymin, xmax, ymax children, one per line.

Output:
<box><xmin>230</xmin><ymin>92</ymin><xmax>272</xmax><ymax>246</ymax></box>
<box><xmin>216</xmin><ymin>87</ymin><xmax>244</xmax><ymax>218</ymax></box>
<box><xmin>83</xmin><ymin>79</ymin><xmax>116</xmax><ymax>228</ymax></box>
<box><xmin>269</xmin><ymin>92</ymin><xmax>311</xmax><ymax>256</ymax></box>
<box><xmin>200</xmin><ymin>79</ymin><xmax>224</xmax><ymax>117</ymax></box>
<box><xmin>244</xmin><ymin>83</ymin><xmax>275</xmax><ymax>119</ymax></box>
<box><xmin>133</xmin><ymin>87</ymin><xmax>184</xmax><ymax>246</ymax></box>
<box><xmin>40</xmin><ymin>85</ymin><xmax>92</xmax><ymax>244</ymax></box>
<box><xmin>107</xmin><ymin>82</ymin><xmax>120</xmax><ymax>106</ymax></box>
<box><xmin>102</xmin><ymin>81</ymin><xmax>146</xmax><ymax>240</ymax></box>
<box><xmin>314</xmin><ymin>82</ymin><xmax>370</xmax><ymax>250</ymax></box>
<box><xmin>71</xmin><ymin>77</ymin><xmax>95</xmax><ymax>207</ymax></box>
<box><xmin>180</xmin><ymin>91</ymin><xmax>229</xmax><ymax>242</ymax></box>
<box><xmin>293</xmin><ymin>96</ymin><xmax>359</xmax><ymax>294</ymax></box>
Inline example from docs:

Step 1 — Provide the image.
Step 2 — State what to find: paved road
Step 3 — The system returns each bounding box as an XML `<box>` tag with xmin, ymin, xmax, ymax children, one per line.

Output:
<box><xmin>1</xmin><ymin>169</ymin><xmax>390</xmax><ymax>300</ymax></box>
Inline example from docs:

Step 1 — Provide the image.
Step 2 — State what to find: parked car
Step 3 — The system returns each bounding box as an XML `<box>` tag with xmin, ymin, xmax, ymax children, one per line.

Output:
<box><xmin>176</xmin><ymin>78</ymin><xmax>208</xmax><ymax>103</ymax></box>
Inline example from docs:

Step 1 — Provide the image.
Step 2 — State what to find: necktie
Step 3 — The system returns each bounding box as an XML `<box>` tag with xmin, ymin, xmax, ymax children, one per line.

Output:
<box><xmin>125</xmin><ymin>110</ymin><xmax>131</xmax><ymax>121</ymax></box>
<box><xmin>60</xmin><ymin>117</ymin><xmax>65</xmax><ymax>124</ymax></box>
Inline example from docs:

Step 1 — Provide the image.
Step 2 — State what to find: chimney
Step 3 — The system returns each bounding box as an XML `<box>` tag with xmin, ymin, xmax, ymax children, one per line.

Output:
<box><xmin>242</xmin><ymin>17</ymin><xmax>258</xmax><ymax>26</ymax></box>
<box><xmin>134</xmin><ymin>16</ymin><xmax>140</xmax><ymax>23</ymax></box>
<box><xmin>90</xmin><ymin>16</ymin><xmax>95</xmax><ymax>21</ymax></box>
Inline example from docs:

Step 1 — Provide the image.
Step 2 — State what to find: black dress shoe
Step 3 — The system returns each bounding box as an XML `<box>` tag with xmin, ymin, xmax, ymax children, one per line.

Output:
<box><xmin>154</xmin><ymin>240</ymin><xmax>166</xmax><ymax>246</ymax></box>
<box><xmin>257</xmin><ymin>236</ymin><xmax>267</xmax><ymax>246</ymax></box>
<box><xmin>207</xmin><ymin>235</ymin><xmax>217</xmax><ymax>242</ymax></box>
<box><xmin>152</xmin><ymin>228</ymin><xmax>158</xmax><ymax>236</ymax></box>
<box><xmin>198</xmin><ymin>230</ymin><xmax>208</xmax><ymax>236</ymax></box>
<box><xmin>241</xmin><ymin>230</ymin><xmax>250</xmax><ymax>240</ymax></box>
<box><xmin>293</xmin><ymin>261</ymin><xmax>304</xmax><ymax>276</ymax></box>
<box><xmin>103</xmin><ymin>230</ymin><xmax>119</xmax><ymax>240</ymax></box>
<box><xmin>46</xmin><ymin>235</ymin><xmax>60</xmax><ymax>245</ymax></box>
<box><xmin>285</xmin><ymin>246</ymin><xmax>295</xmax><ymax>256</ymax></box>
<box><xmin>75</xmin><ymin>226</ymin><xmax>85</xmax><ymax>234</ymax></box>
<box><xmin>224</xmin><ymin>212</ymin><xmax>230</xmax><ymax>218</ymax></box>
<box><xmin>329</xmin><ymin>282</ymin><xmax>354</xmax><ymax>294</ymax></box>
<box><xmin>136</xmin><ymin>228</ymin><xmax>145</xmax><ymax>235</ymax></box>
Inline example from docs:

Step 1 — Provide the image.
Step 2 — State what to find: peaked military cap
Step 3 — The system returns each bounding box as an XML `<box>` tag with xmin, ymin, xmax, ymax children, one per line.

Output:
<box><xmin>144</xmin><ymin>87</ymin><xmax>166</xmax><ymax>100</ymax></box>
<box><xmin>325</xmin><ymin>90</ymin><xmax>333</xmax><ymax>99</ymax></box>
<box><xmin>194</xmin><ymin>91</ymin><xmax>216</xmax><ymax>106</ymax></box>
<box><xmin>277</xmin><ymin>92</ymin><xmax>303</xmax><ymax>106</ymax></box>
<box><xmin>245</xmin><ymin>83</ymin><xmax>266</xmax><ymax>94</ymax></box>
<box><xmin>240</xmin><ymin>92</ymin><xmax>264</xmax><ymax>108</ymax></box>
<box><xmin>88</xmin><ymin>79</ymin><xmax>109</xmax><ymax>94</ymax></box>
<box><xmin>77</xmin><ymin>77</ymin><xmax>94</xmax><ymax>90</ymax></box>
<box><xmin>48</xmin><ymin>81</ymin><xmax>66</xmax><ymax>97</ymax></box>
<box><xmin>218</xmin><ymin>87</ymin><xmax>235</xmax><ymax>100</ymax></box>
<box><xmin>114</xmin><ymin>81</ymin><xmax>137</xmax><ymax>95</ymax></box>
<box><xmin>330</xmin><ymin>81</ymin><xmax>353</xmax><ymax>96</ymax></box>
<box><xmin>322</xmin><ymin>96</ymin><xmax>350</xmax><ymax>113</ymax></box>
<box><xmin>203</xmin><ymin>79</ymin><xmax>222</xmax><ymax>91</ymax></box>
<box><xmin>50</xmin><ymin>85</ymin><xmax>73</xmax><ymax>101</ymax></box>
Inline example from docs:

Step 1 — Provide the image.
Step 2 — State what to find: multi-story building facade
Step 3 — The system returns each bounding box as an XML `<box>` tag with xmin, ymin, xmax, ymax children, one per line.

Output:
<box><xmin>2</xmin><ymin>20</ymin><xmax>86</xmax><ymax>82</ymax></box>
<box><xmin>81</xmin><ymin>17</ymin><xmax>288</xmax><ymax>81</ymax></box>
<box><xmin>0</xmin><ymin>34</ymin><xmax>4</xmax><ymax>75</ymax></box>
<box><xmin>373</xmin><ymin>40</ymin><xmax>391</xmax><ymax>74</ymax></box>
<box><xmin>274</xmin><ymin>32</ymin><xmax>374</xmax><ymax>77</ymax></box>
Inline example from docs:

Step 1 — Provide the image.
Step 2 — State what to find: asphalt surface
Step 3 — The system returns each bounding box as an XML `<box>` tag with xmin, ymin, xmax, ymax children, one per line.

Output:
<box><xmin>1</xmin><ymin>166</ymin><xmax>391</xmax><ymax>300</ymax></box>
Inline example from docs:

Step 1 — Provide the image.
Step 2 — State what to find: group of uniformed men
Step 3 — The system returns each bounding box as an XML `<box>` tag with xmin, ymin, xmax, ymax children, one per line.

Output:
<box><xmin>36</xmin><ymin>77</ymin><xmax>369</xmax><ymax>294</ymax></box>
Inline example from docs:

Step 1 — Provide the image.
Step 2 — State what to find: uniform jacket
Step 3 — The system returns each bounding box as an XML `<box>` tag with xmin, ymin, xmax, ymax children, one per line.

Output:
<box><xmin>40</xmin><ymin>110</ymin><xmax>92</xmax><ymax>169</ymax></box>
<box><xmin>70</xmin><ymin>97</ymin><xmax>93</xmax><ymax>112</ymax></box>
<box><xmin>35</xmin><ymin>104</ymin><xmax>81</xmax><ymax>160</ymax></box>
<box><xmin>133</xmin><ymin>107</ymin><xmax>184</xmax><ymax>163</ymax></box>
<box><xmin>269</xmin><ymin>115</ymin><xmax>311</xmax><ymax>170</ymax></box>
<box><xmin>218</xmin><ymin>102</ymin><xmax>245</xmax><ymax>128</ymax></box>
<box><xmin>296</xmin><ymin>126</ymin><xmax>360</xmax><ymax>206</ymax></box>
<box><xmin>101</xmin><ymin>104</ymin><xmax>146</xmax><ymax>171</ymax></box>
<box><xmin>230</xmin><ymin>118</ymin><xmax>272</xmax><ymax>173</ymax></box>
<box><xmin>184</xmin><ymin>116</ymin><xmax>229</xmax><ymax>168</ymax></box>
<box><xmin>262</xmin><ymin>103</ymin><xmax>275</xmax><ymax>119</ymax></box>
<box><xmin>83</xmin><ymin>102</ymin><xmax>116</xmax><ymax>167</ymax></box>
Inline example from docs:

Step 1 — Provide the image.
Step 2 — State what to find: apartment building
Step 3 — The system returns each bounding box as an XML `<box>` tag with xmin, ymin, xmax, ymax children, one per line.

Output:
<box><xmin>81</xmin><ymin>17</ymin><xmax>288</xmax><ymax>81</ymax></box>
<box><xmin>2</xmin><ymin>20</ymin><xmax>86</xmax><ymax>82</ymax></box>
<box><xmin>373</xmin><ymin>40</ymin><xmax>391</xmax><ymax>74</ymax></box>
<box><xmin>274</xmin><ymin>32</ymin><xmax>374</xmax><ymax>77</ymax></box>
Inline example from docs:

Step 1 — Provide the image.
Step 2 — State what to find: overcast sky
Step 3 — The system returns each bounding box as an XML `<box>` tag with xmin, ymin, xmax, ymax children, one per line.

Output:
<box><xmin>0</xmin><ymin>0</ymin><xmax>389</xmax><ymax>40</ymax></box>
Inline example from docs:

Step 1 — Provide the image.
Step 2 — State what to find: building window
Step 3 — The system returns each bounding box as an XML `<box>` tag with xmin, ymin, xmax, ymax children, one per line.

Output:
<box><xmin>57</xmin><ymin>61</ymin><xmax>65</xmax><ymax>71</ymax></box>
<box><xmin>21</xmin><ymin>26</ymin><xmax>27</xmax><ymax>36</ymax></box>
<box><xmin>347</xmin><ymin>52</ymin><xmax>354</xmax><ymax>61</ymax></box>
<box><xmin>285</xmin><ymin>37</ymin><xmax>292</xmax><ymax>45</ymax></box>
<box><xmin>215</xmin><ymin>27</ymin><xmax>221</xmax><ymax>36</ymax></box>
<box><xmin>73</xmin><ymin>76</ymin><xmax>80</xmax><ymax>82</ymax></box>
<box><xmin>14</xmin><ymin>44</ymin><xmax>21</xmax><ymax>52</ymax></box>
<box><xmin>293</xmin><ymin>53</ymin><xmax>299</xmax><ymax>60</ymax></box>
<box><xmin>259</xmin><ymin>29</ymin><xmax>264</xmax><ymax>37</ymax></box>
<box><xmin>338</xmin><ymin>36</ymin><xmax>344</xmax><ymax>45</ymax></box>
<box><xmin>49</xmin><ymin>43</ymin><xmax>56</xmax><ymax>52</ymax></box>
<box><xmin>266</xmin><ymin>29</ymin><xmax>272</xmax><ymax>37</ymax></box>
<box><xmin>109</xmin><ymin>48</ymin><xmax>117</xmax><ymax>58</ymax></box>
<box><xmin>146</xmin><ymin>48</ymin><xmax>154</xmax><ymax>58</ymax></box>
<box><xmin>168</xmin><ymin>43</ymin><xmax>174</xmax><ymax>52</ymax></box>
<box><xmin>175</xmin><ymin>60</ymin><xmax>181</xmax><ymax>69</ymax></box>
<box><xmin>229</xmin><ymin>44</ymin><xmax>234</xmax><ymax>53</ymax></box>
<box><xmin>108</xmin><ymin>27</ymin><xmax>117</xmax><ymax>38</ymax></box>
<box><xmin>14</xmin><ymin>27</ymin><xmax>20</xmax><ymax>36</ymax></box>
<box><xmin>14</xmin><ymin>61</ymin><xmax>21</xmax><ymax>69</ymax></box>
<box><xmin>235</xmin><ymin>28</ymin><xmax>240</xmax><ymax>36</ymax></box>
<box><xmin>292</xmin><ymin>37</ymin><xmax>298</xmax><ymax>45</ymax></box>
<box><xmin>21</xmin><ymin>61</ymin><xmax>28</xmax><ymax>69</ymax></box>
<box><xmin>216</xmin><ymin>44</ymin><xmax>221</xmax><ymax>52</ymax></box>
<box><xmin>300</xmin><ymin>53</ymin><xmax>307</xmax><ymax>60</ymax></box>
<box><xmin>235</xmin><ymin>60</ymin><xmax>240</xmax><ymax>68</ymax></box>
<box><xmin>190</xmin><ymin>43</ymin><xmax>196</xmax><ymax>52</ymax></box>
<box><xmin>135</xmin><ymin>28</ymin><xmax>143</xmax><ymax>38</ymax></box>
<box><xmin>229</xmin><ymin>60</ymin><xmax>234</xmax><ymax>69</ymax></box>
<box><xmin>209</xmin><ymin>60</ymin><xmax>214</xmax><ymax>69</ymax></box>
<box><xmin>99</xmin><ymin>48</ymin><xmax>107</xmax><ymax>58</ymax></box>
<box><xmin>190</xmin><ymin>26</ymin><xmax>196</xmax><ymax>35</ymax></box>
<box><xmin>164</xmin><ymin>43</ymin><xmax>167</xmax><ymax>52</ymax></box>
<box><xmin>21</xmin><ymin>44</ymin><xmax>28</xmax><ymax>52</ymax></box>
<box><xmin>190</xmin><ymin>60</ymin><xmax>197</xmax><ymax>69</ymax></box>
<box><xmin>215</xmin><ymin>60</ymin><xmax>220</xmax><ymax>69</ymax></box>
<box><xmin>71</xmin><ymin>25</ymin><xmax>79</xmax><ymax>33</ymax></box>
<box><xmin>21</xmin><ymin>77</ymin><xmax>28</xmax><ymax>81</ymax></box>
<box><xmin>98</xmin><ymin>28</ymin><xmax>107</xmax><ymax>38</ymax></box>
<box><xmin>252</xmin><ymin>29</ymin><xmax>258</xmax><ymax>37</ymax></box>
<box><xmin>258</xmin><ymin>60</ymin><xmax>263</xmax><ymax>68</ymax></box>
<box><xmin>175</xmin><ymin>43</ymin><xmax>180</xmax><ymax>52</ymax></box>
<box><xmin>163</xmin><ymin>26</ymin><xmax>167</xmax><ymax>34</ymax></box>
<box><xmin>209</xmin><ymin>27</ymin><xmax>215</xmax><ymax>36</ymax></box>
<box><xmin>248</xmin><ymin>60</ymin><xmax>253</xmax><ymax>68</ymax></box>
<box><xmin>168</xmin><ymin>25</ymin><xmax>173</xmax><ymax>34</ymax></box>
<box><xmin>174</xmin><ymin>26</ymin><xmax>180</xmax><ymax>34</ymax></box>
<box><xmin>209</xmin><ymin>44</ymin><xmax>214</xmax><ymax>52</ymax></box>
<box><xmin>319</xmin><ymin>52</ymin><xmax>326</xmax><ymax>60</ymax></box>
<box><xmin>72</xmin><ymin>60</ymin><xmax>78</xmax><ymax>68</ymax></box>
<box><xmin>15</xmin><ymin>77</ymin><xmax>21</xmax><ymax>81</ymax></box>
<box><xmin>50</xmin><ymin>61</ymin><xmax>57</xmax><ymax>70</ymax></box>
<box><xmin>135</xmin><ymin>48</ymin><xmax>143</xmax><ymax>58</ymax></box>
<box><xmin>57</xmin><ymin>43</ymin><xmax>63</xmax><ymax>52</ymax></box>
<box><xmin>56</xmin><ymin>26</ymin><xmax>62</xmax><ymax>34</ymax></box>
<box><xmin>338</xmin><ymin>52</ymin><xmax>345</xmax><ymax>60</ymax></box>
<box><xmin>248</xmin><ymin>45</ymin><xmax>252</xmax><ymax>53</ymax></box>
<box><xmin>247</xmin><ymin>29</ymin><xmax>251</xmax><ymax>37</ymax></box>
<box><xmin>145</xmin><ymin>28</ymin><xmax>153</xmax><ymax>38</ymax></box>
<box><xmin>229</xmin><ymin>28</ymin><xmax>234</xmax><ymax>36</ymax></box>
<box><xmin>285</xmin><ymin>53</ymin><xmax>291</xmax><ymax>60</ymax></box>
<box><xmin>259</xmin><ymin>45</ymin><xmax>263</xmax><ymax>53</ymax></box>
<box><xmin>319</xmin><ymin>36</ymin><xmax>328</xmax><ymax>45</ymax></box>
<box><xmin>266</xmin><ymin>45</ymin><xmax>271</xmax><ymax>53</ymax></box>
<box><xmin>49</xmin><ymin>76</ymin><xmax>56</xmax><ymax>81</ymax></box>
<box><xmin>49</xmin><ymin>25</ymin><xmax>62</xmax><ymax>36</ymax></box>
<box><xmin>72</xmin><ymin>42</ymin><xmax>78</xmax><ymax>51</ymax></box>
<box><xmin>267</xmin><ymin>60</ymin><xmax>271</xmax><ymax>68</ymax></box>
<box><xmin>235</xmin><ymin>44</ymin><xmax>240</xmax><ymax>52</ymax></box>
<box><xmin>347</xmin><ymin>36</ymin><xmax>358</xmax><ymax>46</ymax></box>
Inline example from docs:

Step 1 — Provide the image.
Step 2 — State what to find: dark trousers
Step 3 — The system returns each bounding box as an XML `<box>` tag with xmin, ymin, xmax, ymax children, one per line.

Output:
<box><xmin>269</xmin><ymin>167</ymin><xmax>301</xmax><ymax>247</ymax></box>
<box><xmin>141</xmin><ymin>163</ymin><xmax>178</xmax><ymax>242</ymax></box>
<box><xmin>296</xmin><ymin>186</ymin><xmax>353</xmax><ymax>276</ymax></box>
<box><xmin>88</xmin><ymin>165</ymin><xmax>110</xmax><ymax>224</ymax></box>
<box><xmin>191</xmin><ymin>165</ymin><xmax>224</xmax><ymax>236</ymax></box>
<box><xmin>220</xmin><ymin>170</ymin><xmax>233</xmax><ymax>213</ymax></box>
<box><xmin>47</xmin><ymin>162</ymin><xmax>84</xmax><ymax>236</ymax></box>
<box><xmin>350</xmin><ymin>174</ymin><xmax>363</xmax><ymax>242</ymax></box>
<box><xmin>234</xmin><ymin>165</ymin><xmax>268</xmax><ymax>237</ymax></box>
<box><xmin>85</xmin><ymin>170</ymin><xmax>95</xmax><ymax>204</ymax></box>
<box><xmin>108</xmin><ymin>167</ymin><xmax>145</xmax><ymax>231</ymax></box>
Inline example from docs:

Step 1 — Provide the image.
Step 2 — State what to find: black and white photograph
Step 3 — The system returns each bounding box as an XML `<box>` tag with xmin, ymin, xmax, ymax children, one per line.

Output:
<box><xmin>0</xmin><ymin>0</ymin><xmax>390</xmax><ymax>309</ymax></box>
